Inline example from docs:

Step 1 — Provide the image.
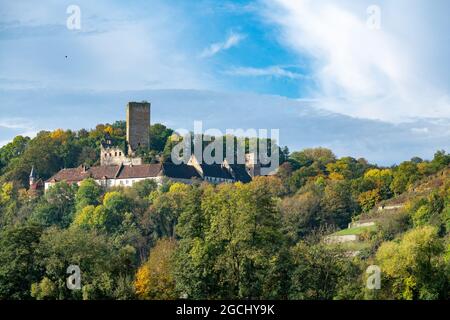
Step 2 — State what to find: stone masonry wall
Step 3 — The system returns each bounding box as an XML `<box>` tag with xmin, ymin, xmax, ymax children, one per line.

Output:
<box><xmin>126</xmin><ymin>101</ymin><xmax>150</xmax><ymax>153</ymax></box>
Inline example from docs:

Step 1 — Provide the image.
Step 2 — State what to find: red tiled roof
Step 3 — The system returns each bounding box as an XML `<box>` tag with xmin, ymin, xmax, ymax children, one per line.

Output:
<box><xmin>116</xmin><ymin>164</ymin><xmax>162</xmax><ymax>179</ymax></box>
<box><xmin>46</xmin><ymin>164</ymin><xmax>162</xmax><ymax>183</ymax></box>
<box><xmin>46</xmin><ymin>166</ymin><xmax>91</xmax><ymax>183</ymax></box>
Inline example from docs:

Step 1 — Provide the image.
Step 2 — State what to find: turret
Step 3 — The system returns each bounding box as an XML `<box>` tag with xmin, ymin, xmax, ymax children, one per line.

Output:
<box><xmin>29</xmin><ymin>166</ymin><xmax>37</xmax><ymax>186</ymax></box>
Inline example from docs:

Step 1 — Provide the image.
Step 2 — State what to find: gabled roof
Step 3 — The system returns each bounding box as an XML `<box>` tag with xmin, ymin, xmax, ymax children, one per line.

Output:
<box><xmin>46</xmin><ymin>164</ymin><xmax>163</xmax><ymax>183</ymax></box>
<box><xmin>228</xmin><ymin>164</ymin><xmax>252</xmax><ymax>183</ymax></box>
<box><xmin>88</xmin><ymin>165</ymin><xmax>121</xmax><ymax>179</ymax></box>
<box><xmin>200</xmin><ymin>164</ymin><xmax>234</xmax><ymax>180</ymax></box>
<box><xmin>46</xmin><ymin>166</ymin><xmax>91</xmax><ymax>183</ymax></box>
<box><xmin>45</xmin><ymin>162</ymin><xmax>253</xmax><ymax>184</ymax></box>
<box><xmin>117</xmin><ymin>164</ymin><xmax>162</xmax><ymax>179</ymax></box>
<box><xmin>162</xmin><ymin>163</ymin><xmax>202</xmax><ymax>180</ymax></box>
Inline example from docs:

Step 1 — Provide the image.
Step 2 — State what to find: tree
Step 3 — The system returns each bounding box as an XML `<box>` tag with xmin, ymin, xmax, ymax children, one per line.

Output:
<box><xmin>0</xmin><ymin>136</ymin><xmax>30</xmax><ymax>174</ymax></box>
<box><xmin>131</xmin><ymin>179</ymin><xmax>157</xmax><ymax>199</ymax></box>
<box><xmin>31</xmin><ymin>181</ymin><xmax>77</xmax><ymax>228</ymax></box>
<box><xmin>390</xmin><ymin>161</ymin><xmax>420</xmax><ymax>195</ymax></box>
<box><xmin>0</xmin><ymin>224</ymin><xmax>43</xmax><ymax>299</ymax></box>
<box><xmin>288</xmin><ymin>166</ymin><xmax>318</xmax><ymax>191</ymax></box>
<box><xmin>289</xmin><ymin>148</ymin><xmax>336</xmax><ymax>171</ymax></box>
<box><xmin>321</xmin><ymin>181</ymin><xmax>358</xmax><ymax>228</ymax></box>
<box><xmin>33</xmin><ymin>227</ymin><xmax>136</xmax><ymax>300</ymax></box>
<box><xmin>363</xmin><ymin>168</ymin><xmax>393</xmax><ymax>199</ymax></box>
<box><xmin>1</xmin><ymin>131</ymin><xmax>64</xmax><ymax>187</ymax></box>
<box><xmin>289</xmin><ymin>241</ymin><xmax>362</xmax><ymax>299</ymax></box>
<box><xmin>0</xmin><ymin>182</ymin><xmax>20</xmax><ymax>227</ymax></box>
<box><xmin>326</xmin><ymin>157</ymin><xmax>367</xmax><ymax>180</ymax></box>
<box><xmin>430</xmin><ymin>150</ymin><xmax>450</xmax><ymax>172</ymax></box>
<box><xmin>75</xmin><ymin>178</ymin><xmax>102</xmax><ymax>211</ymax></box>
<box><xmin>149</xmin><ymin>183</ymin><xmax>191</xmax><ymax>238</ymax></box>
<box><xmin>135</xmin><ymin>238</ymin><xmax>177</xmax><ymax>299</ymax></box>
<box><xmin>375</xmin><ymin>226</ymin><xmax>448</xmax><ymax>299</ymax></box>
<box><xmin>358</xmin><ymin>189</ymin><xmax>381</xmax><ymax>212</ymax></box>
<box><xmin>149</xmin><ymin>124</ymin><xmax>173</xmax><ymax>153</ymax></box>
<box><xmin>279</xmin><ymin>191</ymin><xmax>322</xmax><ymax>242</ymax></box>
<box><xmin>174</xmin><ymin>180</ymin><xmax>290</xmax><ymax>299</ymax></box>
<box><xmin>73</xmin><ymin>191</ymin><xmax>133</xmax><ymax>233</ymax></box>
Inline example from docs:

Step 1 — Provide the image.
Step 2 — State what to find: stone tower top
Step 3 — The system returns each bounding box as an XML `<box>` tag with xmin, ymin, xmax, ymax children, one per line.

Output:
<box><xmin>126</xmin><ymin>101</ymin><xmax>150</xmax><ymax>154</ymax></box>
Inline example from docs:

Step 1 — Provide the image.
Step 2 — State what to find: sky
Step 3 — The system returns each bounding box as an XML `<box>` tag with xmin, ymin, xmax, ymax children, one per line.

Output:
<box><xmin>0</xmin><ymin>0</ymin><xmax>449</xmax><ymax>165</ymax></box>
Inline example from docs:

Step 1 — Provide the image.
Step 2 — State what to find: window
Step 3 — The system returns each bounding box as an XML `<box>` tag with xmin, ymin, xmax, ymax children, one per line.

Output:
<box><xmin>115</xmin><ymin>152</ymin><xmax>117</xmax><ymax>156</ymax></box>
<box><xmin>119</xmin><ymin>152</ymin><xmax>122</xmax><ymax>156</ymax></box>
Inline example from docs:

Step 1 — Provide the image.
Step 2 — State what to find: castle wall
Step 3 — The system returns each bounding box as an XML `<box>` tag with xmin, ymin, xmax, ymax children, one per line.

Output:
<box><xmin>100</xmin><ymin>146</ymin><xmax>142</xmax><ymax>166</ymax></box>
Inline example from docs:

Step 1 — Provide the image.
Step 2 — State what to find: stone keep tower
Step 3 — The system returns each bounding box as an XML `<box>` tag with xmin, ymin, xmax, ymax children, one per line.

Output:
<box><xmin>126</xmin><ymin>101</ymin><xmax>150</xmax><ymax>154</ymax></box>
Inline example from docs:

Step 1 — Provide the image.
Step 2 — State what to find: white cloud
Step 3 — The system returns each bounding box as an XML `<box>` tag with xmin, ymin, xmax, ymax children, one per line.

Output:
<box><xmin>200</xmin><ymin>32</ymin><xmax>246</xmax><ymax>58</ymax></box>
<box><xmin>261</xmin><ymin>0</ymin><xmax>450</xmax><ymax>122</ymax></box>
<box><xmin>225</xmin><ymin>65</ymin><xmax>304</xmax><ymax>79</ymax></box>
<box><xmin>0</xmin><ymin>118</ymin><xmax>34</xmax><ymax>130</ymax></box>
<box><xmin>411</xmin><ymin>127</ymin><xmax>429</xmax><ymax>134</ymax></box>
<box><xmin>0</xmin><ymin>1</ymin><xmax>210</xmax><ymax>91</ymax></box>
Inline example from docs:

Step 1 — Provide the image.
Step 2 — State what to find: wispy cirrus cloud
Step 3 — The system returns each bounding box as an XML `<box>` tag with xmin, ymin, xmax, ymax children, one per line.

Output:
<box><xmin>0</xmin><ymin>117</ymin><xmax>38</xmax><ymax>147</ymax></box>
<box><xmin>200</xmin><ymin>32</ymin><xmax>246</xmax><ymax>58</ymax></box>
<box><xmin>260</xmin><ymin>0</ymin><xmax>450</xmax><ymax>122</ymax></box>
<box><xmin>0</xmin><ymin>117</ymin><xmax>34</xmax><ymax>130</ymax></box>
<box><xmin>225</xmin><ymin>65</ymin><xmax>305</xmax><ymax>79</ymax></box>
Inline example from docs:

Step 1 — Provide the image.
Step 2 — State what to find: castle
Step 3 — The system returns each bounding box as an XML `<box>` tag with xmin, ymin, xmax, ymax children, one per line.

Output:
<box><xmin>100</xmin><ymin>102</ymin><xmax>151</xmax><ymax>166</ymax></box>
<box><xmin>43</xmin><ymin>101</ymin><xmax>261</xmax><ymax>191</ymax></box>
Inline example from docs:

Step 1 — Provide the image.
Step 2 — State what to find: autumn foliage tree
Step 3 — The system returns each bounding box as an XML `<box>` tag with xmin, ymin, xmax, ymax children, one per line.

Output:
<box><xmin>135</xmin><ymin>238</ymin><xmax>177</xmax><ymax>300</ymax></box>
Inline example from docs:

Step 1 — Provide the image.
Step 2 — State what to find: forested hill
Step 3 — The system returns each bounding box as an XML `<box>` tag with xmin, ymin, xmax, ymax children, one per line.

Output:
<box><xmin>0</xmin><ymin>122</ymin><xmax>174</xmax><ymax>187</ymax></box>
<box><xmin>0</xmin><ymin>124</ymin><xmax>449</xmax><ymax>300</ymax></box>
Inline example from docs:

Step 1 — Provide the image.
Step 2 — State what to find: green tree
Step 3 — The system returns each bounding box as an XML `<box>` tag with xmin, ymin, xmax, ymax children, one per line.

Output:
<box><xmin>0</xmin><ymin>224</ymin><xmax>43</xmax><ymax>299</ymax></box>
<box><xmin>390</xmin><ymin>161</ymin><xmax>420</xmax><ymax>195</ymax></box>
<box><xmin>31</xmin><ymin>181</ymin><xmax>77</xmax><ymax>228</ymax></box>
<box><xmin>376</xmin><ymin>226</ymin><xmax>448</xmax><ymax>299</ymax></box>
<box><xmin>289</xmin><ymin>241</ymin><xmax>362</xmax><ymax>299</ymax></box>
<box><xmin>321</xmin><ymin>181</ymin><xmax>358</xmax><ymax>228</ymax></box>
<box><xmin>174</xmin><ymin>180</ymin><xmax>290</xmax><ymax>299</ymax></box>
<box><xmin>149</xmin><ymin>124</ymin><xmax>173</xmax><ymax>153</ymax></box>
<box><xmin>75</xmin><ymin>178</ymin><xmax>103</xmax><ymax>211</ymax></box>
<box><xmin>33</xmin><ymin>227</ymin><xmax>136</xmax><ymax>300</ymax></box>
<box><xmin>279</xmin><ymin>190</ymin><xmax>322</xmax><ymax>242</ymax></box>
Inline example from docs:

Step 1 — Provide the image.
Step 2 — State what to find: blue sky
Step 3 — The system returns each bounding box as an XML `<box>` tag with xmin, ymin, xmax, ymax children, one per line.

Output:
<box><xmin>0</xmin><ymin>0</ymin><xmax>449</xmax><ymax>164</ymax></box>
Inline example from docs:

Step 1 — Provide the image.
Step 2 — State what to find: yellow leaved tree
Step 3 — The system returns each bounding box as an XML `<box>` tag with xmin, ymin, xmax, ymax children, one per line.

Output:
<box><xmin>135</xmin><ymin>238</ymin><xmax>178</xmax><ymax>300</ymax></box>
